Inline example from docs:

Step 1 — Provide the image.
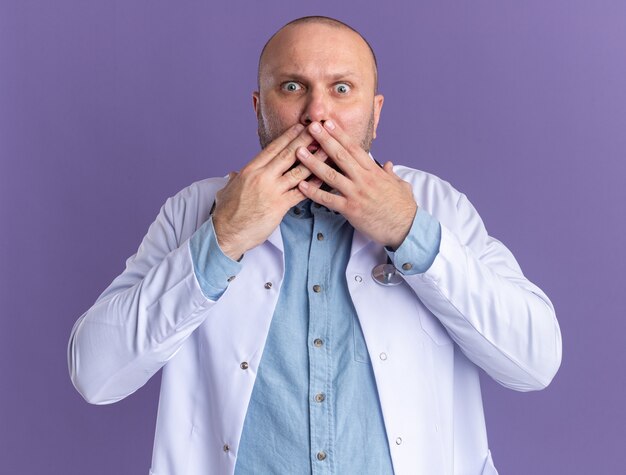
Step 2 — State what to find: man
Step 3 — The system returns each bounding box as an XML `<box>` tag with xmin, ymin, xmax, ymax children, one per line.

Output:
<box><xmin>68</xmin><ymin>16</ymin><xmax>562</xmax><ymax>475</ymax></box>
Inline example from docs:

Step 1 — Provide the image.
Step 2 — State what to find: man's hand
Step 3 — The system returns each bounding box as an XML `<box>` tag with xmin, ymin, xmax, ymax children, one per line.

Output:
<box><xmin>296</xmin><ymin>120</ymin><xmax>417</xmax><ymax>250</ymax></box>
<box><xmin>212</xmin><ymin>124</ymin><xmax>325</xmax><ymax>260</ymax></box>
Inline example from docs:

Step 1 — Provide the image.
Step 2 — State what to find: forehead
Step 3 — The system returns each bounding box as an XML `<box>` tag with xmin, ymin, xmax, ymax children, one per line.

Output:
<box><xmin>259</xmin><ymin>23</ymin><xmax>376</xmax><ymax>87</ymax></box>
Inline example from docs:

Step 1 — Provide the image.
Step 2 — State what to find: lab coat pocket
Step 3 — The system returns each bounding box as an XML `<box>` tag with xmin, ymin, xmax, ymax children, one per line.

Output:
<box><xmin>418</xmin><ymin>305</ymin><xmax>452</xmax><ymax>346</ymax></box>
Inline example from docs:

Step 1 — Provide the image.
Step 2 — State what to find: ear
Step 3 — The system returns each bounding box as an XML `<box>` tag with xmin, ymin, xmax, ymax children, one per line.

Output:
<box><xmin>252</xmin><ymin>92</ymin><xmax>260</xmax><ymax>117</ymax></box>
<box><xmin>372</xmin><ymin>94</ymin><xmax>384</xmax><ymax>139</ymax></box>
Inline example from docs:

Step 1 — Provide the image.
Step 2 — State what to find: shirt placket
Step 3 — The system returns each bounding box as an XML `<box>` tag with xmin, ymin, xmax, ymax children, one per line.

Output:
<box><xmin>307</xmin><ymin>206</ymin><xmax>335</xmax><ymax>474</ymax></box>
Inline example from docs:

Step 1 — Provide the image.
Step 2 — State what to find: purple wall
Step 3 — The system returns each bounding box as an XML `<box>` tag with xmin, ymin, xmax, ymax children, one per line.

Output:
<box><xmin>2</xmin><ymin>1</ymin><xmax>624</xmax><ymax>473</ymax></box>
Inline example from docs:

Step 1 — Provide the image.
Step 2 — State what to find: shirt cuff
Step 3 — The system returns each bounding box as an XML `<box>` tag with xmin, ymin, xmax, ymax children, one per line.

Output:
<box><xmin>386</xmin><ymin>207</ymin><xmax>441</xmax><ymax>275</ymax></box>
<box><xmin>189</xmin><ymin>216</ymin><xmax>242</xmax><ymax>300</ymax></box>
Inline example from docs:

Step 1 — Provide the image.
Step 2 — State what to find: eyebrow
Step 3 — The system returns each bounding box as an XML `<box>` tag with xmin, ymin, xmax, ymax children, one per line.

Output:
<box><xmin>273</xmin><ymin>71</ymin><xmax>360</xmax><ymax>82</ymax></box>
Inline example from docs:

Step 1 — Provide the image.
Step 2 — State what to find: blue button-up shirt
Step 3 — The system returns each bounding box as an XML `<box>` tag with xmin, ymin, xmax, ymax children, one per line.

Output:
<box><xmin>190</xmin><ymin>199</ymin><xmax>441</xmax><ymax>474</ymax></box>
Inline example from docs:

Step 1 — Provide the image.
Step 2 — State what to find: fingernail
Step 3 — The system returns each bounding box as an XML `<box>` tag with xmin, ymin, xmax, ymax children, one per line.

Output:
<box><xmin>294</xmin><ymin>124</ymin><xmax>304</xmax><ymax>132</ymax></box>
<box><xmin>299</xmin><ymin>180</ymin><xmax>309</xmax><ymax>189</ymax></box>
<box><xmin>310</xmin><ymin>122</ymin><xmax>322</xmax><ymax>134</ymax></box>
<box><xmin>324</xmin><ymin>120</ymin><xmax>335</xmax><ymax>130</ymax></box>
<box><xmin>296</xmin><ymin>147</ymin><xmax>308</xmax><ymax>159</ymax></box>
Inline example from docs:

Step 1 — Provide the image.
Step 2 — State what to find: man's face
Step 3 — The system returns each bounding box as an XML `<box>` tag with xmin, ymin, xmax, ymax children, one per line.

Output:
<box><xmin>254</xmin><ymin>23</ymin><xmax>384</xmax><ymax>153</ymax></box>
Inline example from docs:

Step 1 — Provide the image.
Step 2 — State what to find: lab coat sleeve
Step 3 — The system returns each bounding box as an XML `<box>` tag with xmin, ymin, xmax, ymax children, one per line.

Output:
<box><xmin>399</xmin><ymin>179</ymin><xmax>562</xmax><ymax>391</ymax></box>
<box><xmin>67</xmin><ymin>183</ymin><xmax>224</xmax><ymax>404</ymax></box>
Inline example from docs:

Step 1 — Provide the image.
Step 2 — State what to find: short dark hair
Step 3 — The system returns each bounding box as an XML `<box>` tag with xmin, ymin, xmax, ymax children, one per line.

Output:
<box><xmin>257</xmin><ymin>16</ymin><xmax>379</xmax><ymax>91</ymax></box>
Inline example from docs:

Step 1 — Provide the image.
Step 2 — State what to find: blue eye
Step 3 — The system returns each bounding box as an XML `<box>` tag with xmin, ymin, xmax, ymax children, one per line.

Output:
<box><xmin>335</xmin><ymin>83</ymin><xmax>351</xmax><ymax>94</ymax></box>
<box><xmin>282</xmin><ymin>82</ymin><xmax>302</xmax><ymax>92</ymax></box>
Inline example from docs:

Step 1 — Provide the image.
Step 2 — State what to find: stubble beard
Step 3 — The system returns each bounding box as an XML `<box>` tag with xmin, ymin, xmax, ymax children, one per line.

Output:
<box><xmin>256</xmin><ymin>106</ymin><xmax>376</xmax><ymax>154</ymax></box>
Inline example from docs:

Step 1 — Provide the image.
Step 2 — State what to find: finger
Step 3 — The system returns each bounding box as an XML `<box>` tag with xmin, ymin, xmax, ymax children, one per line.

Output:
<box><xmin>322</xmin><ymin>120</ymin><xmax>378</xmax><ymax>171</ymax></box>
<box><xmin>298</xmin><ymin>179</ymin><xmax>347</xmax><ymax>213</ymax></box>
<box><xmin>295</xmin><ymin>146</ymin><xmax>355</xmax><ymax>195</ymax></box>
<box><xmin>246</xmin><ymin>123</ymin><xmax>305</xmax><ymax>170</ymax></box>
<box><xmin>264</xmin><ymin>129</ymin><xmax>316</xmax><ymax>176</ymax></box>
<box><xmin>306</xmin><ymin>122</ymin><xmax>364</xmax><ymax>179</ymax></box>
<box><xmin>284</xmin><ymin>187</ymin><xmax>307</xmax><ymax>209</ymax></box>
<box><xmin>308</xmin><ymin>176</ymin><xmax>324</xmax><ymax>189</ymax></box>
<box><xmin>312</xmin><ymin>120</ymin><xmax>378</xmax><ymax>174</ymax></box>
<box><xmin>383</xmin><ymin>161</ymin><xmax>406</xmax><ymax>183</ymax></box>
<box><xmin>279</xmin><ymin>148</ymin><xmax>328</xmax><ymax>190</ymax></box>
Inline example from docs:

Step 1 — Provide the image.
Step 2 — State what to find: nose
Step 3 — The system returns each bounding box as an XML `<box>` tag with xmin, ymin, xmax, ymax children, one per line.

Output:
<box><xmin>300</xmin><ymin>90</ymin><xmax>329</xmax><ymax>126</ymax></box>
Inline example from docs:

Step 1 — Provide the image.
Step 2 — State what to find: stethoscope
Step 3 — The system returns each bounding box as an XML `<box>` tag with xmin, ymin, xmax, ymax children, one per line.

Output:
<box><xmin>371</xmin><ymin>257</ymin><xmax>404</xmax><ymax>286</ymax></box>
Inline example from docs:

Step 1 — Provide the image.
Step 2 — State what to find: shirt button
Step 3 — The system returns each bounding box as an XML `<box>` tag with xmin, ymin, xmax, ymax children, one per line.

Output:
<box><xmin>379</xmin><ymin>352</ymin><xmax>388</xmax><ymax>361</ymax></box>
<box><xmin>313</xmin><ymin>338</ymin><xmax>324</xmax><ymax>347</ymax></box>
<box><xmin>240</xmin><ymin>362</ymin><xmax>249</xmax><ymax>370</ymax></box>
<box><xmin>316</xmin><ymin>451</ymin><xmax>327</xmax><ymax>461</ymax></box>
<box><xmin>312</xmin><ymin>284</ymin><xmax>322</xmax><ymax>293</ymax></box>
<box><xmin>395</xmin><ymin>437</ymin><xmax>403</xmax><ymax>445</ymax></box>
<box><xmin>354</xmin><ymin>275</ymin><xmax>363</xmax><ymax>282</ymax></box>
<box><xmin>264</xmin><ymin>282</ymin><xmax>272</xmax><ymax>289</ymax></box>
<box><xmin>317</xmin><ymin>232</ymin><xmax>324</xmax><ymax>241</ymax></box>
<box><xmin>402</xmin><ymin>263</ymin><xmax>413</xmax><ymax>271</ymax></box>
<box><xmin>223</xmin><ymin>444</ymin><xmax>230</xmax><ymax>452</ymax></box>
<box><xmin>293</xmin><ymin>207</ymin><xmax>301</xmax><ymax>215</ymax></box>
<box><xmin>315</xmin><ymin>393</ymin><xmax>325</xmax><ymax>403</ymax></box>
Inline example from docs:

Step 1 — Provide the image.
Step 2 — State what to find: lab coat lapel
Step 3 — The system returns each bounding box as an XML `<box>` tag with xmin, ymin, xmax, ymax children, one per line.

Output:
<box><xmin>346</xmin><ymin>244</ymin><xmax>448</xmax><ymax>474</ymax></box>
<box><xmin>266</xmin><ymin>225</ymin><xmax>284</xmax><ymax>253</ymax></box>
<box><xmin>350</xmin><ymin>228</ymin><xmax>371</xmax><ymax>257</ymax></box>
